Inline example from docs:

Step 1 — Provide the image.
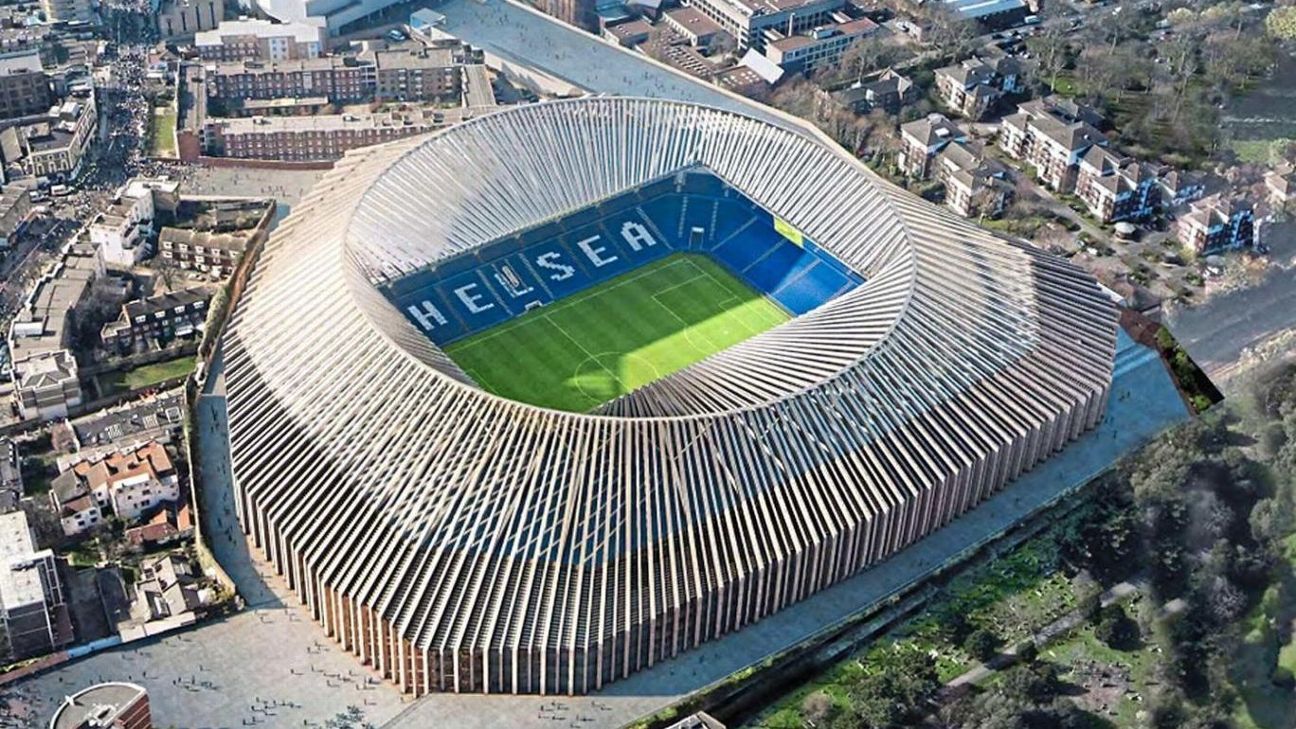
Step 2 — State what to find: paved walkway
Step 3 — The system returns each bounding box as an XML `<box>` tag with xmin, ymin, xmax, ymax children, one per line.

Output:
<box><xmin>436</xmin><ymin>0</ymin><xmax>776</xmax><ymax>121</ymax></box>
<box><xmin>945</xmin><ymin>581</ymin><xmax>1142</xmax><ymax>691</ymax></box>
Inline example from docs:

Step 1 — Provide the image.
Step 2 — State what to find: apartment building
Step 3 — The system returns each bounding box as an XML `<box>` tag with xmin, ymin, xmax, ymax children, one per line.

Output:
<box><xmin>157</xmin><ymin>0</ymin><xmax>225</xmax><ymax>40</ymax></box>
<box><xmin>7</xmin><ymin>243</ymin><xmax>98</xmax><ymax>402</ymax></box>
<box><xmin>50</xmin><ymin>441</ymin><xmax>181</xmax><ymax>536</ymax></box>
<box><xmin>201</xmin><ymin>105</ymin><xmax>494</xmax><ymax>162</ymax></box>
<box><xmin>764</xmin><ymin>17</ymin><xmax>879</xmax><ymax>74</ymax></box>
<box><xmin>832</xmin><ymin>69</ymin><xmax>917</xmax><ymax>115</ymax></box>
<box><xmin>1</xmin><ymin>91</ymin><xmax>97</xmax><ymax>180</ymax></box>
<box><xmin>39</xmin><ymin>0</ymin><xmax>92</xmax><ymax>23</ymax></box>
<box><xmin>206</xmin><ymin>44</ymin><xmax>480</xmax><ymax>106</ymax></box>
<box><xmin>898</xmin><ymin>113</ymin><xmax>966</xmax><ymax>179</ymax></box>
<box><xmin>1075</xmin><ymin>147</ymin><xmax>1162</xmax><ymax>223</ymax></box>
<box><xmin>603</xmin><ymin>19</ymin><xmax>653</xmax><ymax>48</ymax></box>
<box><xmin>999</xmin><ymin>97</ymin><xmax>1107</xmax><ymax>193</ymax></box>
<box><xmin>933</xmin><ymin>56</ymin><xmax>1021</xmax><ymax>121</ymax></box>
<box><xmin>12</xmin><ymin>350</ymin><xmax>81</xmax><ymax>421</ymax></box>
<box><xmin>1159</xmin><ymin>169</ymin><xmax>1208</xmax><ymax>208</ymax></box>
<box><xmin>0</xmin><ymin>52</ymin><xmax>51</xmax><ymax>122</ymax></box>
<box><xmin>194</xmin><ymin>18</ymin><xmax>326</xmax><ymax>62</ymax></box>
<box><xmin>934</xmin><ymin>140</ymin><xmax>1013</xmax><ymax>218</ymax></box>
<box><xmin>0</xmin><ymin>511</ymin><xmax>71</xmax><ymax>660</ymax></box>
<box><xmin>371</xmin><ymin>47</ymin><xmax>467</xmax><ymax>103</ymax></box>
<box><xmin>157</xmin><ymin>227</ymin><xmax>249</xmax><ymax>278</ymax></box>
<box><xmin>0</xmin><ymin>185</ymin><xmax>32</xmax><ymax>249</ymax></box>
<box><xmin>544</xmin><ymin>0</ymin><xmax>597</xmax><ymax>32</ymax></box>
<box><xmin>1176</xmin><ymin>194</ymin><xmax>1256</xmax><ymax>256</ymax></box>
<box><xmin>100</xmin><ymin>287</ymin><xmax>212</xmax><ymax>355</ymax></box>
<box><xmin>206</xmin><ymin>56</ymin><xmax>371</xmax><ymax>104</ymax></box>
<box><xmin>682</xmin><ymin>0</ymin><xmax>846</xmax><ymax>50</ymax></box>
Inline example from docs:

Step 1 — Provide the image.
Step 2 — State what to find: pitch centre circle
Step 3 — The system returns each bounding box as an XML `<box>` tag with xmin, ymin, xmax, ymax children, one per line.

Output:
<box><xmin>572</xmin><ymin>352</ymin><xmax>662</xmax><ymax>404</ymax></box>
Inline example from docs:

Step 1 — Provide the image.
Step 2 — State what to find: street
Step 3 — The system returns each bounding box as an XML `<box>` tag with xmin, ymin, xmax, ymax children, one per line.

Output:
<box><xmin>1168</xmin><ymin>266</ymin><xmax>1296</xmax><ymax>385</ymax></box>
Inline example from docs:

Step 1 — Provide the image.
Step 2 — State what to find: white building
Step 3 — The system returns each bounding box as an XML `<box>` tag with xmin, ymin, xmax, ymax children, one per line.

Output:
<box><xmin>254</xmin><ymin>0</ymin><xmax>406</xmax><ymax>36</ymax></box>
<box><xmin>0</xmin><ymin>511</ymin><xmax>70</xmax><ymax>659</ymax></box>
<box><xmin>4</xmin><ymin>91</ymin><xmax>98</xmax><ymax>182</ymax></box>
<box><xmin>12</xmin><ymin>349</ymin><xmax>82</xmax><ymax>421</ymax></box>
<box><xmin>194</xmin><ymin>18</ymin><xmax>326</xmax><ymax>61</ymax></box>
<box><xmin>89</xmin><ymin>181</ymin><xmax>160</xmax><ymax>268</ymax></box>
<box><xmin>51</xmin><ymin>442</ymin><xmax>181</xmax><ymax>535</ymax></box>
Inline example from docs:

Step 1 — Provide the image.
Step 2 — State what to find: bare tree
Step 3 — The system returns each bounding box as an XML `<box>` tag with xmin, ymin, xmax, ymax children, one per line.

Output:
<box><xmin>1026</xmin><ymin>25</ymin><xmax>1069</xmax><ymax>93</ymax></box>
<box><xmin>153</xmin><ymin>254</ymin><xmax>181</xmax><ymax>292</ymax></box>
<box><xmin>837</xmin><ymin>37</ymin><xmax>897</xmax><ymax>84</ymax></box>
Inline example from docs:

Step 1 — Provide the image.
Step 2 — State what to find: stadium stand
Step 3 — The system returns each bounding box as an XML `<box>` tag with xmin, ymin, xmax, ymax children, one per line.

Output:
<box><xmin>384</xmin><ymin>168</ymin><xmax>866</xmax><ymax>344</ymax></box>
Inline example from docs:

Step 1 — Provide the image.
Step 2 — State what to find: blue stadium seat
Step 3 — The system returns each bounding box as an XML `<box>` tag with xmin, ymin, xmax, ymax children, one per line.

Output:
<box><xmin>679</xmin><ymin>196</ymin><xmax>716</xmax><ymax>247</ymax></box>
<box><xmin>516</xmin><ymin>220</ymin><xmax>565</xmax><ymax>247</ymax></box>
<box><xmin>681</xmin><ymin>172</ymin><xmax>728</xmax><ymax>197</ymax></box>
<box><xmin>743</xmin><ymin>244</ymin><xmax>813</xmax><ymax>292</ymax></box>
<box><xmin>598</xmin><ymin>216</ymin><xmax>675</xmax><ymax>264</ymax></box>
<box><xmin>391</xmin><ymin>172</ymin><xmax>868</xmax><ymax>345</ymax></box>
<box><xmin>704</xmin><ymin>201</ymin><xmax>758</xmax><ymax>250</ymax></box>
<box><xmin>771</xmin><ymin>261</ymin><xmax>855</xmax><ymax>316</ymax></box>
<box><xmin>556</xmin><ymin>205</ymin><xmax>605</xmax><ymax>231</ymax></box>
<box><xmin>596</xmin><ymin>193</ymin><xmax>643</xmax><ymax>219</ymax></box>
<box><xmin>710</xmin><ymin>227</ymin><xmax>782</xmax><ymax>273</ymax></box>
<box><xmin>560</xmin><ymin>222</ymin><xmax>639</xmax><ymax>279</ymax></box>
<box><xmin>484</xmin><ymin>256</ymin><xmax>552</xmax><ymax>316</ymax></box>
<box><xmin>637</xmin><ymin>195</ymin><xmax>685</xmax><ymax>244</ymax></box>
<box><xmin>433</xmin><ymin>269</ymin><xmax>514</xmax><ymax>333</ymax></box>
<box><xmin>636</xmin><ymin>177</ymin><xmax>678</xmax><ymax>200</ymax></box>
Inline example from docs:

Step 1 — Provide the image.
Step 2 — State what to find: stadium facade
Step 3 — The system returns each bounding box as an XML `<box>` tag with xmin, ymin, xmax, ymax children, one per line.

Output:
<box><xmin>223</xmin><ymin>97</ymin><xmax>1118</xmax><ymax>695</ymax></box>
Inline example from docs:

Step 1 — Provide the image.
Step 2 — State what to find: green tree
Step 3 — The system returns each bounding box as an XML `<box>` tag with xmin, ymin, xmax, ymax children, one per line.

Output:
<box><xmin>1095</xmin><ymin>604</ymin><xmax>1140</xmax><ymax>649</ymax></box>
<box><xmin>964</xmin><ymin>627</ymin><xmax>1001</xmax><ymax>662</ymax></box>
<box><xmin>844</xmin><ymin>648</ymin><xmax>939</xmax><ymax>727</ymax></box>
<box><xmin>1265</xmin><ymin>6</ymin><xmax>1296</xmax><ymax>40</ymax></box>
<box><xmin>998</xmin><ymin>662</ymin><xmax>1061</xmax><ymax>704</ymax></box>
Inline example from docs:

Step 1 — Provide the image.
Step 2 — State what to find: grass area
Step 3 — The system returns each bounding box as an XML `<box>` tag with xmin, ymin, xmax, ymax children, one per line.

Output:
<box><xmin>103</xmin><ymin>356</ymin><xmax>194</xmax><ymax>394</ymax></box>
<box><xmin>1045</xmin><ymin>625</ymin><xmax>1156</xmax><ymax>728</ymax></box>
<box><xmin>1229</xmin><ymin>138</ymin><xmax>1294</xmax><ymax>165</ymax></box>
<box><xmin>746</xmin><ymin>530</ymin><xmax>1076</xmax><ymax>727</ymax></box>
<box><xmin>149</xmin><ymin>106</ymin><xmax>177</xmax><ymax>158</ymax></box>
<box><xmin>444</xmin><ymin>254</ymin><xmax>788</xmax><ymax>412</ymax></box>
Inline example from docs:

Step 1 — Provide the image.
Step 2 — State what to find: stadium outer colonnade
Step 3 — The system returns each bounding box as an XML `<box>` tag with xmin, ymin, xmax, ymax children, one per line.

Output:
<box><xmin>223</xmin><ymin>98</ymin><xmax>1117</xmax><ymax>696</ymax></box>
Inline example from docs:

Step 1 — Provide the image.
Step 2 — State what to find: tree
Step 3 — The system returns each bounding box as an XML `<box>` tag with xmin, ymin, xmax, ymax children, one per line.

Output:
<box><xmin>802</xmin><ymin>690</ymin><xmax>834</xmax><ymax>724</ymax></box>
<box><xmin>837</xmin><ymin>37</ymin><xmax>897</xmax><ymax>84</ymax></box>
<box><xmin>964</xmin><ymin>627</ymin><xmax>1001</xmax><ymax>662</ymax></box>
<box><xmin>923</xmin><ymin>6</ymin><xmax>977</xmax><ymax>60</ymax></box>
<box><xmin>998</xmin><ymin>662</ymin><xmax>1061</xmax><ymax>704</ymax></box>
<box><xmin>1095</xmin><ymin>603</ymin><xmax>1140</xmax><ymax>649</ymax></box>
<box><xmin>1025</xmin><ymin>26</ymin><xmax>1068</xmax><ymax>92</ymax></box>
<box><xmin>1265</xmin><ymin>6</ymin><xmax>1296</xmax><ymax>40</ymax></box>
<box><xmin>845</xmin><ymin>649</ymin><xmax>939</xmax><ymax>728</ymax></box>
<box><xmin>1166</xmin><ymin>7</ymin><xmax>1198</xmax><ymax>27</ymax></box>
<box><xmin>708</xmin><ymin>31</ymin><xmax>736</xmax><ymax>60</ymax></box>
<box><xmin>153</xmin><ymin>253</ymin><xmax>182</xmax><ymax>292</ymax></box>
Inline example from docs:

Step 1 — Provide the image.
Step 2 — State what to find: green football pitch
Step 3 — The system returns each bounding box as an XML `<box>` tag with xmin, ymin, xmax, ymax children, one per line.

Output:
<box><xmin>443</xmin><ymin>254</ymin><xmax>790</xmax><ymax>412</ymax></box>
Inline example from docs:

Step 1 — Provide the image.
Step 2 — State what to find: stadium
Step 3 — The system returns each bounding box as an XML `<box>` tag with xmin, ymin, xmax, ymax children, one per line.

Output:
<box><xmin>223</xmin><ymin>97</ymin><xmax>1118</xmax><ymax>696</ymax></box>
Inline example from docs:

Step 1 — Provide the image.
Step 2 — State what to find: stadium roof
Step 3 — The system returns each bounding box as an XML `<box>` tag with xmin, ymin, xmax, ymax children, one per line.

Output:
<box><xmin>224</xmin><ymin>97</ymin><xmax>1117</xmax><ymax>696</ymax></box>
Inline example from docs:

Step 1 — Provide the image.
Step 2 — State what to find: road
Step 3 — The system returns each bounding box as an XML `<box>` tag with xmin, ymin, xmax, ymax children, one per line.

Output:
<box><xmin>1167</xmin><ymin>267</ymin><xmax>1296</xmax><ymax>385</ymax></box>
